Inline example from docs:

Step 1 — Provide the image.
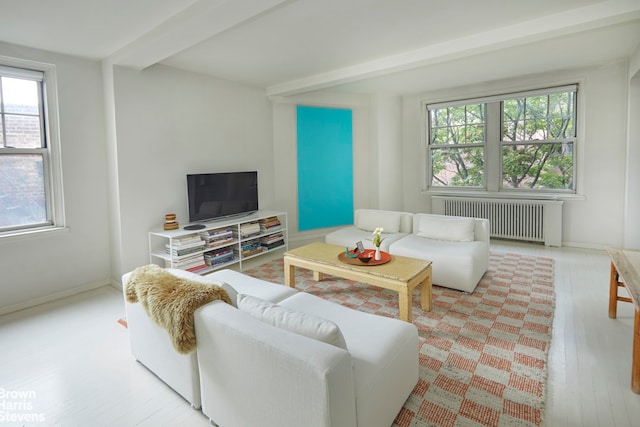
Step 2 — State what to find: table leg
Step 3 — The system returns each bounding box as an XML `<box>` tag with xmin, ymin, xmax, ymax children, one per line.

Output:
<box><xmin>313</xmin><ymin>271</ymin><xmax>324</xmax><ymax>281</ymax></box>
<box><xmin>420</xmin><ymin>277</ymin><xmax>432</xmax><ymax>312</ymax></box>
<box><xmin>398</xmin><ymin>288</ymin><xmax>411</xmax><ymax>322</ymax></box>
<box><xmin>609</xmin><ymin>262</ymin><xmax>619</xmax><ymax>319</ymax></box>
<box><xmin>633</xmin><ymin>309</ymin><xmax>640</xmax><ymax>394</ymax></box>
<box><xmin>284</xmin><ymin>261</ymin><xmax>296</xmax><ymax>288</ymax></box>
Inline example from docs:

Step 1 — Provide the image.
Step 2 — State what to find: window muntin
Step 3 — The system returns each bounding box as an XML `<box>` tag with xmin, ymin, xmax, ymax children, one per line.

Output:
<box><xmin>0</xmin><ymin>66</ymin><xmax>50</xmax><ymax>231</ymax></box>
<box><xmin>428</xmin><ymin>104</ymin><xmax>486</xmax><ymax>187</ymax></box>
<box><xmin>501</xmin><ymin>89</ymin><xmax>576</xmax><ymax>191</ymax></box>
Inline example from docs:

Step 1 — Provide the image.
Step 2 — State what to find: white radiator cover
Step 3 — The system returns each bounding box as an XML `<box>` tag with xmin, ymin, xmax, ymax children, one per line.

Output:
<box><xmin>431</xmin><ymin>196</ymin><xmax>563</xmax><ymax>247</ymax></box>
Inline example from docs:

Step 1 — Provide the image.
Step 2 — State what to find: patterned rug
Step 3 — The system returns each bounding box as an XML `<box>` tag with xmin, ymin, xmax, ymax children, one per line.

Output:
<box><xmin>244</xmin><ymin>251</ymin><xmax>555</xmax><ymax>427</ymax></box>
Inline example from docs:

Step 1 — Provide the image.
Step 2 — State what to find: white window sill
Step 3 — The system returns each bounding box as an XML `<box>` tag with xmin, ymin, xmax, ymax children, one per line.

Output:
<box><xmin>423</xmin><ymin>189</ymin><xmax>586</xmax><ymax>202</ymax></box>
<box><xmin>0</xmin><ymin>225</ymin><xmax>70</xmax><ymax>243</ymax></box>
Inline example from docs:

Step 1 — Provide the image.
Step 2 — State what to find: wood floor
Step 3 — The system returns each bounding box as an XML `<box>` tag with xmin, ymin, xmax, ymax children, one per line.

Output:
<box><xmin>0</xmin><ymin>241</ymin><xmax>638</xmax><ymax>426</ymax></box>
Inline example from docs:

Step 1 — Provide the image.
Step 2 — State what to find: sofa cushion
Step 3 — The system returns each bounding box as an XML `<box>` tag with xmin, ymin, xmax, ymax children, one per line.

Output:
<box><xmin>325</xmin><ymin>226</ymin><xmax>407</xmax><ymax>252</ymax></box>
<box><xmin>237</xmin><ymin>294</ymin><xmax>348</xmax><ymax>350</ymax></box>
<box><xmin>416</xmin><ymin>215</ymin><xmax>475</xmax><ymax>242</ymax></box>
<box><xmin>199</xmin><ymin>268</ymin><xmax>297</xmax><ymax>303</ymax></box>
<box><xmin>356</xmin><ymin>210</ymin><xmax>402</xmax><ymax>233</ymax></box>
<box><xmin>218</xmin><ymin>282</ymin><xmax>238</xmax><ymax>308</ymax></box>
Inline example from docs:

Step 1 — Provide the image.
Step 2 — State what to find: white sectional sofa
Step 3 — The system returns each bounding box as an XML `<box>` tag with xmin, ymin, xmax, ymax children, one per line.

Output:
<box><xmin>123</xmin><ymin>267</ymin><xmax>418</xmax><ymax>427</ymax></box>
<box><xmin>325</xmin><ymin>209</ymin><xmax>490</xmax><ymax>293</ymax></box>
<box><xmin>325</xmin><ymin>208</ymin><xmax>414</xmax><ymax>251</ymax></box>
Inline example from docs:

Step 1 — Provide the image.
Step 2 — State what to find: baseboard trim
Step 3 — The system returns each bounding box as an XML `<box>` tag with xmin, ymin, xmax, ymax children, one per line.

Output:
<box><xmin>0</xmin><ymin>280</ymin><xmax>111</xmax><ymax>316</ymax></box>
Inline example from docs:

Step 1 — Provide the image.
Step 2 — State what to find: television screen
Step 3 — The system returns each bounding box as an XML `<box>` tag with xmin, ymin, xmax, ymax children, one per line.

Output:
<box><xmin>187</xmin><ymin>171</ymin><xmax>258</xmax><ymax>223</ymax></box>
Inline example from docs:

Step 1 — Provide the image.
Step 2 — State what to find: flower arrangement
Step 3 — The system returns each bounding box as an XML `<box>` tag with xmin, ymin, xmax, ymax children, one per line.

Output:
<box><xmin>372</xmin><ymin>227</ymin><xmax>384</xmax><ymax>248</ymax></box>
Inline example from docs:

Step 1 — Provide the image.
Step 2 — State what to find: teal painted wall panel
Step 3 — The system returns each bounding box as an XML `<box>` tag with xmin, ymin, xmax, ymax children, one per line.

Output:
<box><xmin>296</xmin><ymin>106</ymin><xmax>353</xmax><ymax>231</ymax></box>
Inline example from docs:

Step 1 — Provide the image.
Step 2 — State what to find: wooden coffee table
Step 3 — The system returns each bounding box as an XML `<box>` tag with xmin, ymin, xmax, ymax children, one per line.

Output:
<box><xmin>283</xmin><ymin>242</ymin><xmax>432</xmax><ymax>322</ymax></box>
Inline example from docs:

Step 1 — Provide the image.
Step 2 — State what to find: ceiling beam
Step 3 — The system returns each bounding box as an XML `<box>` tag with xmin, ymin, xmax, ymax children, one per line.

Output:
<box><xmin>266</xmin><ymin>0</ymin><xmax>640</xmax><ymax>96</ymax></box>
<box><xmin>107</xmin><ymin>0</ymin><xmax>289</xmax><ymax>70</ymax></box>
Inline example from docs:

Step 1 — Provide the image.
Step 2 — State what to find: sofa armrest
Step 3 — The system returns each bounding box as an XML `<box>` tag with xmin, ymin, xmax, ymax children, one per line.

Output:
<box><xmin>474</xmin><ymin>217</ymin><xmax>491</xmax><ymax>244</ymax></box>
<box><xmin>194</xmin><ymin>301</ymin><xmax>357</xmax><ymax>427</ymax></box>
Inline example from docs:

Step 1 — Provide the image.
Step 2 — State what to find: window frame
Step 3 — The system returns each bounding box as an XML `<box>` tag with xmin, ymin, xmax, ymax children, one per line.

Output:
<box><xmin>425</xmin><ymin>84</ymin><xmax>578</xmax><ymax>196</ymax></box>
<box><xmin>0</xmin><ymin>57</ymin><xmax>64</xmax><ymax>237</ymax></box>
<box><xmin>427</xmin><ymin>102</ymin><xmax>487</xmax><ymax>189</ymax></box>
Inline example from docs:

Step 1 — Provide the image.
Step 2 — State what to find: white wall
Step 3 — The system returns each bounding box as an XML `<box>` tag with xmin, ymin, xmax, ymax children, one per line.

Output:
<box><xmin>110</xmin><ymin>65</ymin><xmax>275</xmax><ymax>277</ymax></box>
<box><xmin>0</xmin><ymin>43</ymin><xmax>110</xmax><ymax>313</ymax></box>
<box><xmin>402</xmin><ymin>60</ymin><xmax>630</xmax><ymax>249</ymax></box>
<box><xmin>370</xmin><ymin>95</ymin><xmax>404</xmax><ymax>211</ymax></box>
<box><xmin>624</xmin><ymin>46</ymin><xmax>640</xmax><ymax>249</ymax></box>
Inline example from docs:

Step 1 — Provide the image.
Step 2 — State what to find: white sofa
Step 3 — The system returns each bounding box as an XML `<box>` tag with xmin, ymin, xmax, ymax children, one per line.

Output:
<box><xmin>123</xmin><ymin>268</ymin><xmax>418</xmax><ymax>427</ymax></box>
<box><xmin>325</xmin><ymin>210</ymin><xmax>490</xmax><ymax>293</ymax></box>
<box><xmin>325</xmin><ymin>208</ymin><xmax>414</xmax><ymax>251</ymax></box>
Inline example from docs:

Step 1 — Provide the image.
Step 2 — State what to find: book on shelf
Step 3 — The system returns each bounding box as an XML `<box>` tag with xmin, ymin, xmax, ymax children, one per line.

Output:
<box><xmin>259</xmin><ymin>216</ymin><xmax>282</xmax><ymax>232</ymax></box>
<box><xmin>261</xmin><ymin>240</ymin><xmax>285</xmax><ymax>250</ymax></box>
<box><xmin>203</xmin><ymin>236</ymin><xmax>235</xmax><ymax>248</ymax></box>
<box><xmin>233</xmin><ymin>237</ymin><xmax>263</xmax><ymax>257</ymax></box>
<box><xmin>235</xmin><ymin>221</ymin><xmax>261</xmax><ymax>238</ymax></box>
<box><xmin>165</xmin><ymin>243</ymin><xmax>205</xmax><ymax>257</ymax></box>
<box><xmin>165</xmin><ymin>254</ymin><xmax>206</xmax><ymax>270</ymax></box>
<box><xmin>260</xmin><ymin>232</ymin><xmax>284</xmax><ymax>245</ymax></box>
<box><xmin>204</xmin><ymin>252</ymin><xmax>235</xmax><ymax>267</ymax></box>
<box><xmin>169</xmin><ymin>235</ymin><xmax>203</xmax><ymax>246</ymax></box>
<box><xmin>199</xmin><ymin>227</ymin><xmax>233</xmax><ymax>239</ymax></box>
<box><xmin>186</xmin><ymin>264</ymin><xmax>210</xmax><ymax>274</ymax></box>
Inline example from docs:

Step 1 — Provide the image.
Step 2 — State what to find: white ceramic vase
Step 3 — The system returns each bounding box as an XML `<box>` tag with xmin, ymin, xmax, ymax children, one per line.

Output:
<box><xmin>375</xmin><ymin>246</ymin><xmax>381</xmax><ymax>261</ymax></box>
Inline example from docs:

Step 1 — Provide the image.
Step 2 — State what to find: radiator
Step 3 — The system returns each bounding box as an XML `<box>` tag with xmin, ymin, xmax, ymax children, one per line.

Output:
<box><xmin>431</xmin><ymin>196</ymin><xmax>563</xmax><ymax>247</ymax></box>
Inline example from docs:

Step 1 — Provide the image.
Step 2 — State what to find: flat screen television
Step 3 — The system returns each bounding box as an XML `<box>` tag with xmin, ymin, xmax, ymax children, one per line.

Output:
<box><xmin>186</xmin><ymin>171</ymin><xmax>258</xmax><ymax>223</ymax></box>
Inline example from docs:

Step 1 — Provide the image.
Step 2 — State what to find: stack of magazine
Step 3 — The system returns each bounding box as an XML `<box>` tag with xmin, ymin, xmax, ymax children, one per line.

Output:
<box><xmin>165</xmin><ymin>235</ymin><xmax>207</xmax><ymax>271</ymax></box>
<box><xmin>199</xmin><ymin>226</ymin><xmax>234</xmax><ymax>248</ymax></box>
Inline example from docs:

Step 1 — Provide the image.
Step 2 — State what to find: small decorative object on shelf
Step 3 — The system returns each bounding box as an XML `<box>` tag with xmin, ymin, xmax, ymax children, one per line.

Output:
<box><xmin>372</xmin><ymin>227</ymin><xmax>384</xmax><ymax>261</ymax></box>
<box><xmin>164</xmin><ymin>213</ymin><xmax>179</xmax><ymax>230</ymax></box>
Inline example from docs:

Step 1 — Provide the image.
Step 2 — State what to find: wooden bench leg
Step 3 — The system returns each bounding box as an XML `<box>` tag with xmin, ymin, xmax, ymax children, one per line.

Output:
<box><xmin>633</xmin><ymin>309</ymin><xmax>640</xmax><ymax>394</ymax></box>
<box><xmin>609</xmin><ymin>262</ymin><xmax>619</xmax><ymax>319</ymax></box>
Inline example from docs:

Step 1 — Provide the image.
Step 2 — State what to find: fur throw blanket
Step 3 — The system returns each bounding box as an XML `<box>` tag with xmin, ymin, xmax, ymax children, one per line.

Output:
<box><xmin>125</xmin><ymin>264</ymin><xmax>231</xmax><ymax>354</ymax></box>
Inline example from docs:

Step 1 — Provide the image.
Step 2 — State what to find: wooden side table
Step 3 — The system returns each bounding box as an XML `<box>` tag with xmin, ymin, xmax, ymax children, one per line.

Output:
<box><xmin>607</xmin><ymin>247</ymin><xmax>640</xmax><ymax>394</ymax></box>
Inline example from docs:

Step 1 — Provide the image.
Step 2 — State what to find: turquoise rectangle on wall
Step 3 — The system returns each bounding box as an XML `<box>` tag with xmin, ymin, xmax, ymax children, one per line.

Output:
<box><xmin>297</xmin><ymin>106</ymin><xmax>353</xmax><ymax>231</ymax></box>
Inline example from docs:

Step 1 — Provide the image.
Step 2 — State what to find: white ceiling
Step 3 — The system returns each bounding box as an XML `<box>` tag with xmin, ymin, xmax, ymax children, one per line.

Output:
<box><xmin>1</xmin><ymin>0</ymin><xmax>639</xmax><ymax>96</ymax></box>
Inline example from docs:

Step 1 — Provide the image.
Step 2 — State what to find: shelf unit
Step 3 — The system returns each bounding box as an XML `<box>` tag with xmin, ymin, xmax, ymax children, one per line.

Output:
<box><xmin>149</xmin><ymin>210</ymin><xmax>287</xmax><ymax>275</ymax></box>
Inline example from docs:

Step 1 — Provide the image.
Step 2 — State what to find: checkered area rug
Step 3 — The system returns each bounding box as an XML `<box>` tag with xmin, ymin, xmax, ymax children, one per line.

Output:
<box><xmin>244</xmin><ymin>251</ymin><xmax>555</xmax><ymax>427</ymax></box>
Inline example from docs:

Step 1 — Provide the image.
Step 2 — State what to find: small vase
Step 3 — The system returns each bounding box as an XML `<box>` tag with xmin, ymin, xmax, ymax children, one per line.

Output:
<box><xmin>375</xmin><ymin>246</ymin><xmax>381</xmax><ymax>261</ymax></box>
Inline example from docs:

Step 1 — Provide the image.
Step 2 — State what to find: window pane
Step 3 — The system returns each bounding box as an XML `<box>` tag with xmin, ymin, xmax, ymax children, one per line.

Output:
<box><xmin>429</xmin><ymin>104</ymin><xmax>485</xmax><ymax>146</ymax></box>
<box><xmin>502</xmin><ymin>89</ymin><xmax>576</xmax><ymax>142</ymax></box>
<box><xmin>2</xmin><ymin>77</ymin><xmax>40</xmax><ymax>115</ymax></box>
<box><xmin>4</xmin><ymin>114</ymin><xmax>42</xmax><ymax>148</ymax></box>
<box><xmin>524</xmin><ymin>95</ymin><xmax>547</xmax><ymax>119</ymax></box>
<box><xmin>502</xmin><ymin>143</ymin><xmax>573</xmax><ymax>190</ymax></box>
<box><xmin>431</xmin><ymin>147</ymin><xmax>484</xmax><ymax>187</ymax></box>
<box><xmin>548</xmin><ymin>92</ymin><xmax>575</xmax><ymax>138</ymax></box>
<box><xmin>0</xmin><ymin>154</ymin><xmax>47</xmax><ymax>228</ymax></box>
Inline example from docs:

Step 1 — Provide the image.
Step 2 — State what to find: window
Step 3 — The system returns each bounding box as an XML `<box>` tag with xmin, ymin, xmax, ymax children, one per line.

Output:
<box><xmin>427</xmin><ymin>85</ymin><xmax>578</xmax><ymax>194</ymax></box>
<box><xmin>502</xmin><ymin>90</ymin><xmax>575</xmax><ymax>190</ymax></box>
<box><xmin>428</xmin><ymin>103</ymin><xmax>486</xmax><ymax>187</ymax></box>
<box><xmin>0</xmin><ymin>65</ymin><xmax>52</xmax><ymax>232</ymax></box>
